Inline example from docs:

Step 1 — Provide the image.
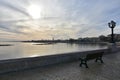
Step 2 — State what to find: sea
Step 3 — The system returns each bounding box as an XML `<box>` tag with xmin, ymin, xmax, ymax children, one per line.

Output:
<box><xmin>0</xmin><ymin>42</ymin><xmax>107</xmax><ymax>60</ymax></box>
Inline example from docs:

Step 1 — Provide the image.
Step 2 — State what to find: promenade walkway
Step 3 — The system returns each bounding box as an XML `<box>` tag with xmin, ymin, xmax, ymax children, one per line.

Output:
<box><xmin>0</xmin><ymin>52</ymin><xmax>120</xmax><ymax>80</ymax></box>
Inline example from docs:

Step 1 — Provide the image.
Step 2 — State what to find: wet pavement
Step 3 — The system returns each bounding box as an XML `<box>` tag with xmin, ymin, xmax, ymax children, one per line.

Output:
<box><xmin>0</xmin><ymin>52</ymin><xmax>120</xmax><ymax>80</ymax></box>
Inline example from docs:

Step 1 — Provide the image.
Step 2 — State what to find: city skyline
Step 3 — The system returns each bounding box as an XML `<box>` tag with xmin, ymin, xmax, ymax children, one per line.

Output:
<box><xmin>0</xmin><ymin>0</ymin><xmax>120</xmax><ymax>41</ymax></box>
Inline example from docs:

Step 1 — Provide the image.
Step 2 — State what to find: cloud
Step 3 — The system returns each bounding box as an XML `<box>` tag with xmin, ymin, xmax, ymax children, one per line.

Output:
<box><xmin>0</xmin><ymin>0</ymin><xmax>120</xmax><ymax>40</ymax></box>
<box><xmin>0</xmin><ymin>22</ymin><xmax>29</xmax><ymax>35</ymax></box>
<box><xmin>0</xmin><ymin>0</ymin><xmax>30</xmax><ymax>18</ymax></box>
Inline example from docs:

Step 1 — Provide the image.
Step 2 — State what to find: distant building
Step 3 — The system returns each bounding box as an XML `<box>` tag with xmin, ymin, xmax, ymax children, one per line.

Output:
<box><xmin>107</xmin><ymin>34</ymin><xmax>120</xmax><ymax>42</ymax></box>
<box><xmin>78</xmin><ymin>37</ymin><xmax>100</xmax><ymax>42</ymax></box>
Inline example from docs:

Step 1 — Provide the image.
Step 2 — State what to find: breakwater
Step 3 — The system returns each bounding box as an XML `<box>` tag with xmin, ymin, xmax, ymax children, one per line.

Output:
<box><xmin>0</xmin><ymin>47</ymin><xmax>119</xmax><ymax>74</ymax></box>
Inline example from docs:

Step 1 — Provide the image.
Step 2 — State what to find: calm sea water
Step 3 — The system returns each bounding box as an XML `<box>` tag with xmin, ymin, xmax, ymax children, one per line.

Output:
<box><xmin>0</xmin><ymin>42</ymin><xmax>107</xmax><ymax>60</ymax></box>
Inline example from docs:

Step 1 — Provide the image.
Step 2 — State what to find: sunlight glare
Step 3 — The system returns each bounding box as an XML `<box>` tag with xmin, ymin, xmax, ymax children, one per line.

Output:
<box><xmin>27</xmin><ymin>4</ymin><xmax>42</xmax><ymax>19</ymax></box>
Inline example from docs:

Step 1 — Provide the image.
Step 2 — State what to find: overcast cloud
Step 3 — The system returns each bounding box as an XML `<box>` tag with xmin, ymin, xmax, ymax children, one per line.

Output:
<box><xmin>0</xmin><ymin>0</ymin><xmax>120</xmax><ymax>40</ymax></box>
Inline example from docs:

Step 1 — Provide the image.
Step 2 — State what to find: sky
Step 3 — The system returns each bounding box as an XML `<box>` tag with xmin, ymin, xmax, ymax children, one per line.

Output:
<box><xmin>0</xmin><ymin>0</ymin><xmax>120</xmax><ymax>41</ymax></box>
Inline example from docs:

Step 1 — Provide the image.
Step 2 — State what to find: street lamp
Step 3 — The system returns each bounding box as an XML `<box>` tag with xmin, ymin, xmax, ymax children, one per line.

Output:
<box><xmin>108</xmin><ymin>20</ymin><xmax>116</xmax><ymax>43</ymax></box>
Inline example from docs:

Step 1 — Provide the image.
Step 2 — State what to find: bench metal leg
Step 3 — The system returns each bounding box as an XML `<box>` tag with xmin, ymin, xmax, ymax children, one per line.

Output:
<box><xmin>80</xmin><ymin>60</ymin><xmax>88</xmax><ymax>68</ymax></box>
<box><xmin>95</xmin><ymin>57</ymin><xmax>104</xmax><ymax>63</ymax></box>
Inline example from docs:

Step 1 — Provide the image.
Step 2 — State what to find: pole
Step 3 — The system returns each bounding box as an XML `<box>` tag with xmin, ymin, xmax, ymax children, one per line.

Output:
<box><xmin>111</xmin><ymin>28</ymin><xmax>114</xmax><ymax>43</ymax></box>
<box><xmin>108</xmin><ymin>20</ymin><xmax>116</xmax><ymax>43</ymax></box>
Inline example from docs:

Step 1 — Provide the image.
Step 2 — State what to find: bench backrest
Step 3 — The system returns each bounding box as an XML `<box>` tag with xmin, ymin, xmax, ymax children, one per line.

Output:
<box><xmin>86</xmin><ymin>52</ymin><xmax>103</xmax><ymax>60</ymax></box>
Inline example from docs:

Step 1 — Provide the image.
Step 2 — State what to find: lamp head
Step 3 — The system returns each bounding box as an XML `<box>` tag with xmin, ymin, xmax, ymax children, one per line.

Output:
<box><xmin>108</xmin><ymin>20</ymin><xmax>116</xmax><ymax>28</ymax></box>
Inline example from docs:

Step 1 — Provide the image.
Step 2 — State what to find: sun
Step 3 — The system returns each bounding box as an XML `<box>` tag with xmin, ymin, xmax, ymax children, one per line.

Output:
<box><xmin>27</xmin><ymin>4</ymin><xmax>42</xmax><ymax>19</ymax></box>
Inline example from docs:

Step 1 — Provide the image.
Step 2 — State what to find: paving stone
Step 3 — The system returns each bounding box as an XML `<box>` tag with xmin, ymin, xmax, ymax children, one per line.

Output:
<box><xmin>0</xmin><ymin>52</ymin><xmax>120</xmax><ymax>80</ymax></box>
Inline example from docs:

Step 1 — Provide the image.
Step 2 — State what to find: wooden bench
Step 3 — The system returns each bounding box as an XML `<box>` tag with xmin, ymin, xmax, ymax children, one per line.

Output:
<box><xmin>79</xmin><ymin>52</ymin><xmax>104</xmax><ymax>68</ymax></box>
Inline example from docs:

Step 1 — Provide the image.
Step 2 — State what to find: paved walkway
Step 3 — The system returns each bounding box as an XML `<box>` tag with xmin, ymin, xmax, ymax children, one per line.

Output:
<box><xmin>0</xmin><ymin>52</ymin><xmax>120</xmax><ymax>80</ymax></box>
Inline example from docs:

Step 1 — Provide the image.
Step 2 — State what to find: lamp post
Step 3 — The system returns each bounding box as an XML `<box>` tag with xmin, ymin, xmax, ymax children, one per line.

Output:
<box><xmin>108</xmin><ymin>20</ymin><xmax>116</xmax><ymax>43</ymax></box>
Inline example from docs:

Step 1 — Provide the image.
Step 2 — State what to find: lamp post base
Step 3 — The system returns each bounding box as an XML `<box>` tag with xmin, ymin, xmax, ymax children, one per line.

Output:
<box><xmin>108</xmin><ymin>43</ymin><xmax>118</xmax><ymax>53</ymax></box>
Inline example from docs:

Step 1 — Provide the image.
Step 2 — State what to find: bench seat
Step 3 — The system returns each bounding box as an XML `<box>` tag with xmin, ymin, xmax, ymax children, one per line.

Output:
<box><xmin>79</xmin><ymin>52</ymin><xmax>104</xmax><ymax>68</ymax></box>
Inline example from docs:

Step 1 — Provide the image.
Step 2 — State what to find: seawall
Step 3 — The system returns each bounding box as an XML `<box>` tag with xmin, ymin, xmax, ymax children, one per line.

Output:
<box><xmin>0</xmin><ymin>47</ymin><xmax>119</xmax><ymax>74</ymax></box>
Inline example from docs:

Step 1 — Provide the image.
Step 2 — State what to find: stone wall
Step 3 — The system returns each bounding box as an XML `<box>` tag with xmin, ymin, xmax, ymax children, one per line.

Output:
<box><xmin>0</xmin><ymin>49</ymin><xmax>109</xmax><ymax>74</ymax></box>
